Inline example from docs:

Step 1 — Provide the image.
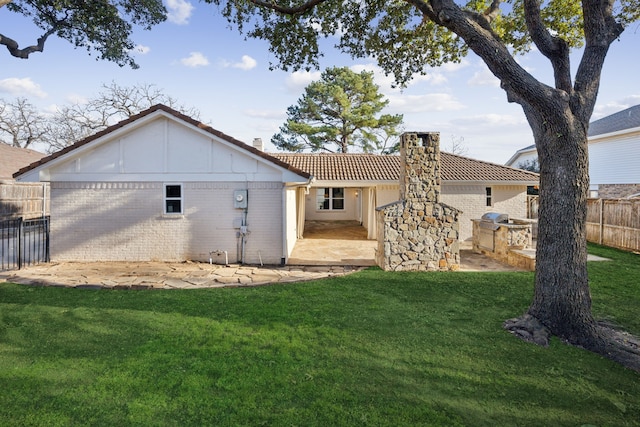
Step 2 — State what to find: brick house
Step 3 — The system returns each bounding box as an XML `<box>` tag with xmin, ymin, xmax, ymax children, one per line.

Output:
<box><xmin>14</xmin><ymin>105</ymin><xmax>311</xmax><ymax>264</ymax></box>
<box><xmin>274</xmin><ymin>142</ymin><xmax>539</xmax><ymax>242</ymax></box>
<box><xmin>15</xmin><ymin>104</ymin><xmax>538</xmax><ymax>264</ymax></box>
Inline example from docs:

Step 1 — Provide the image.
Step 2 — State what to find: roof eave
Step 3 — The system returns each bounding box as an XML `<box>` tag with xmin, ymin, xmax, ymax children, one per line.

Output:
<box><xmin>588</xmin><ymin>126</ymin><xmax>640</xmax><ymax>142</ymax></box>
<box><xmin>444</xmin><ymin>180</ymin><xmax>539</xmax><ymax>186</ymax></box>
<box><xmin>13</xmin><ymin>104</ymin><xmax>312</xmax><ymax>181</ymax></box>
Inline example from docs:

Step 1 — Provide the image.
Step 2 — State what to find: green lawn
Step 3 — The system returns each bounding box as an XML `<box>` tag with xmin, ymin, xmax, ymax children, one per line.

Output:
<box><xmin>1</xmin><ymin>244</ymin><xmax>639</xmax><ymax>426</ymax></box>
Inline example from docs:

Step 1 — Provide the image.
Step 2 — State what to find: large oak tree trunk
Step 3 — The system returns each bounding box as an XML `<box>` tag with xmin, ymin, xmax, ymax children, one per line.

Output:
<box><xmin>527</xmin><ymin>107</ymin><xmax>600</xmax><ymax>344</ymax></box>
<box><xmin>504</xmin><ymin>104</ymin><xmax>640</xmax><ymax>371</ymax></box>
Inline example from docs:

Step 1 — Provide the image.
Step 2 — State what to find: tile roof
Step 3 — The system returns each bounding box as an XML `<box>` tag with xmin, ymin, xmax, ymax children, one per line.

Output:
<box><xmin>13</xmin><ymin>104</ymin><xmax>311</xmax><ymax>180</ymax></box>
<box><xmin>588</xmin><ymin>104</ymin><xmax>640</xmax><ymax>136</ymax></box>
<box><xmin>272</xmin><ymin>152</ymin><xmax>539</xmax><ymax>183</ymax></box>
<box><xmin>0</xmin><ymin>144</ymin><xmax>46</xmax><ymax>180</ymax></box>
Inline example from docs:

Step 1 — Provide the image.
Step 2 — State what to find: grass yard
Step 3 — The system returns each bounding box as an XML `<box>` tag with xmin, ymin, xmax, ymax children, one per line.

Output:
<box><xmin>1</xmin><ymin>244</ymin><xmax>639</xmax><ymax>426</ymax></box>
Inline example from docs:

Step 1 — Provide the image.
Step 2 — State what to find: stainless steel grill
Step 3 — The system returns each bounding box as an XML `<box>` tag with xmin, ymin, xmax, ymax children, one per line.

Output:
<box><xmin>478</xmin><ymin>212</ymin><xmax>509</xmax><ymax>250</ymax></box>
<box><xmin>481</xmin><ymin>212</ymin><xmax>509</xmax><ymax>227</ymax></box>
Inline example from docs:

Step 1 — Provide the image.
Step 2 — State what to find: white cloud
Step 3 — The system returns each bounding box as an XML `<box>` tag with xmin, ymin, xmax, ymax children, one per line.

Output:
<box><xmin>350</xmin><ymin>61</ymin><xmax>468</xmax><ymax>98</ymax></box>
<box><xmin>219</xmin><ymin>55</ymin><xmax>258</xmax><ymax>71</ymax></box>
<box><xmin>243</xmin><ymin>109</ymin><xmax>285</xmax><ymax>120</ymax></box>
<box><xmin>285</xmin><ymin>70</ymin><xmax>322</xmax><ymax>91</ymax></box>
<box><xmin>453</xmin><ymin>113</ymin><xmax>525</xmax><ymax>126</ymax></box>
<box><xmin>131</xmin><ymin>45</ymin><xmax>151</xmax><ymax>55</ymax></box>
<box><xmin>438</xmin><ymin>59</ymin><xmax>471</xmax><ymax>73</ymax></box>
<box><xmin>165</xmin><ymin>0</ymin><xmax>194</xmax><ymax>25</ymax></box>
<box><xmin>388</xmin><ymin>93</ymin><xmax>465</xmax><ymax>114</ymax></box>
<box><xmin>592</xmin><ymin>95</ymin><xmax>640</xmax><ymax>119</ymax></box>
<box><xmin>467</xmin><ymin>67</ymin><xmax>500</xmax><ymax>87</ymax></box>
<box><xmin>234</xmin><ymin>55</ymin><xmax>257</xmax><ymax>70</ymax></box>
<box><xmin>181</xmin><ymin>52</ymin><xmax>209</xmax><ymax>67</ymax></box>
<box><xmin>64</xmin><ymin>93</ymin><xmax>89</xmax><ymax>105</ymax></box>
<box><xmin>0</xmin><ymin>77</ymin><xmax>47</xmax><ymax>98</ymax></box>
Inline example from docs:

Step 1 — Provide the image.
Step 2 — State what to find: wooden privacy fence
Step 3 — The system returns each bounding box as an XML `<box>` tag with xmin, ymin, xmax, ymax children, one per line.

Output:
<box><xmin>586</xmin><ymin>198</ymin><xmax>640</xmax><ymax>252</ymax></box>
<box><xmin>0</xmin><ymin>181</ymin><xmax>49</xmax><ymax>220</ymax></box>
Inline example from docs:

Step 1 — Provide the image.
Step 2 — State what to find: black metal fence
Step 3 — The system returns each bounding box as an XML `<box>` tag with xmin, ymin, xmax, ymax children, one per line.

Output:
<box><xmin>0</xmin><ymin>216</ymin><xmax>50</xmax><ymax>271</ymax></box>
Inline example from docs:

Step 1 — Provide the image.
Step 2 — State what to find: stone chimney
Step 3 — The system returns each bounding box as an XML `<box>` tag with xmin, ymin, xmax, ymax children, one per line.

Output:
<box><xmin>252</xmin><ymin>138</ymin><xmax>263</xmax><ymax>151</ymax></box>
<box><xmin>400</xmin><ymin>132</ymin><xmax>441</xmax><ymax>203</ymax></box>
<box><xmin>376</xmin><ymin>132</ymin><xmax>461</xmax><ymax>271</ymax></box>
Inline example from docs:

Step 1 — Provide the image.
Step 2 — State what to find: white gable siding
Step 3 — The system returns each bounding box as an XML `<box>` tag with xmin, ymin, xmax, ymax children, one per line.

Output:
<box><xmin>42</xmin><ymin>118</ymin><xmax>302</xmax><ymax>183</ymax></box>
<box><xmin>589</xmin><ymin>131</ymin><xmax>640</xmax><ymax>185</ymax></box>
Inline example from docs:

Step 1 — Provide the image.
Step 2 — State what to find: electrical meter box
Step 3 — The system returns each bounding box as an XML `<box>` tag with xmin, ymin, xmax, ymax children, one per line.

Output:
<box><xmin>233</xmin><ymin>189</ymin><xmax>248</xmax><ymax>209</ymax></box>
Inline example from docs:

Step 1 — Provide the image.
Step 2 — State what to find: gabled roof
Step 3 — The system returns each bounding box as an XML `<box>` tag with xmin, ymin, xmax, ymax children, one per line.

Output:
<box><xmin>0</xmin><ymin>144</ymin><xmax>46</xmax><ymax>180</ymax></box>
<box><xmin>13</xmin><ymin>104</ymin><xmax>311</xmax><ymax>180</ymax></box>
<box><xmin>589</xmin><ymin>104</ymin><xmax>640</xmax><ymax>137</ymax></box>
<box><xmin>272</xmin><ymin>152</ymin><xmax>539</xmax><ymax>183</ymax></box>
<box><xmin>504</xmin><ymin>144</ymin><xmax>536</xmax><ymax>167</ymax></box>
<box><xmin>507</xmin><ymin>104</ymin><xmax>640</xmax><ymax>164</ymax></box>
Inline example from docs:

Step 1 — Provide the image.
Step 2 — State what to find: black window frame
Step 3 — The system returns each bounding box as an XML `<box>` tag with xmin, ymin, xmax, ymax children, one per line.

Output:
<box><xmin>316</xmin><ymin>187</ymin><xmax>345</xmax><ymax>211</ymax></box>
<box><xmin>164</xmin><ymin>183</ymin><xmax>183</xmax><ymax>214</ymax></box>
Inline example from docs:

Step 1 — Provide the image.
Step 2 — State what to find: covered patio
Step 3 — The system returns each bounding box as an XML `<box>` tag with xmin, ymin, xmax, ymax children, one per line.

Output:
<box><xmin>288</xmin><ymin>220</ymin><xmax>377</xmax><ymax>266</ymax></box>
<box><xmin>288</xmin><ymin>220</ymin><xmax>530</xmax><ymax>271</ymax></box>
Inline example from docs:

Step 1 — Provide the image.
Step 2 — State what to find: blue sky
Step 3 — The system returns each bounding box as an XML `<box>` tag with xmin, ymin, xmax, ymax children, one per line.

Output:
<box><xmin>0</xmin><ymin>1</ymin><xmax>638</xmax><ymax>164</ymax></box>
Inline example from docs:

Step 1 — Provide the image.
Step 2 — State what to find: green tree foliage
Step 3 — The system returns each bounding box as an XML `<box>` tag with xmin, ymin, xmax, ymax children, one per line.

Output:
<box><xmin>272</xmin><ymin>67</ymin><xmax>403</xmax><ymax>153</ymax></box>
<box><xmin>207</xmin><ymin>0</ymin><xmax>640</xmax><ymax>371</ymax></box>
<box><xmin>1</xmin><ymin>0</ymin><xmax>166</xmax><ymax>68</ymax></box>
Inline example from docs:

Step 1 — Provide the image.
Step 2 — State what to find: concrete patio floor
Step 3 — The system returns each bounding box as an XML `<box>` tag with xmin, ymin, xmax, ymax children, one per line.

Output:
<box><xmin>0</xmin><ymin>221</ymin><xmax>536</xmax><ymax>290</ymax></box>
<box><xmin>289</xmin><ymin>220</ymin><xmax>527</xmax><ymax>272</ymax></box>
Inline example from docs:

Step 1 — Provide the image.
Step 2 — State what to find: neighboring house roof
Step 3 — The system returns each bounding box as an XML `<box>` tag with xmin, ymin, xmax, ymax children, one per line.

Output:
<box><xmin>589</xmin><ymin>104</ymin><xmax>640</xmax><ymax>137</ymax></box>
<box><xmin>13</xmin><ymin>104</ymin><xmax>311</xmax><ymax>180</ymax></box>
<box><xmin>507</xmin><ymin>104</ymin><xmax>640</xmax><ymax>164</ymax></box>
<box><xmin>273</xmin><ymin>152</ymin><xmax>539</xmax><ymax>184</ymax></box>
<box><xmin>504</xmin><ymin>144</ymin><xmax>536</xmax><ymax>168</ymax></box>
<box><xmin>0</xmin><ymin>144</ymin><xmax>46</xmax><ymax>180</ymax></box>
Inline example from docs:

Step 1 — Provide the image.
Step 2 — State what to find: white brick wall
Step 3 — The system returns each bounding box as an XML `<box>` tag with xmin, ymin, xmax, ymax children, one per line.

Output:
<box><xmin>442</xmin><ymin>184</ymin><xmax>528</xmax><ymax>241</ymax></box>
<box><xmin>50</xmin><ymin>181</ymin><xmax>284</xmax><ymax>264</ymax></box>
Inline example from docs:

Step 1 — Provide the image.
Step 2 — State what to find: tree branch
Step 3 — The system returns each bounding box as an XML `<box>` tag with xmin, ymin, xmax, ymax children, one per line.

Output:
<box><xmin>248</xmin><ymin>0</ymin><xmax>329</xmax><ymax>15</ymax></box>
<box><xmin>0</xmin><ymin>25</ymin><xmax>57</xmax><ymax>59</ymax></box>
<box><xmin>523</xmin><ymin>0</ymin><xmax>572</xmax><ymax>93</ymax></box>
<box><xmin>572</xmin><ymin>0</ymin><xmax>625</xmax><ymax>122</ymax></box>
<box><xmin>483</xmin><ymin>0</ymin><xmax>502</xmax><ymax>23</ymax></box>
<box><xmin>410</xmin><ymin>0</ymin><xmax>558</xmax><ymax>111</ymax></box>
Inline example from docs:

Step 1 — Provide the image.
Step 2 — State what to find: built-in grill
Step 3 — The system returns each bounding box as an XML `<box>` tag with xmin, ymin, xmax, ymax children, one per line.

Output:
<box><xmin>478</xmin><ymin>212</ymin><xmax>509</xmax><ymax>250</ymax></box>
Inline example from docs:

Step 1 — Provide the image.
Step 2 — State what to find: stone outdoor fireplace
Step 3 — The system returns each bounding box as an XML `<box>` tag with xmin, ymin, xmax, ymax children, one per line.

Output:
<box><xmin>375</xmin><ymin>132</ymin><xmax>461</xmax><ymax>271</ymax></box>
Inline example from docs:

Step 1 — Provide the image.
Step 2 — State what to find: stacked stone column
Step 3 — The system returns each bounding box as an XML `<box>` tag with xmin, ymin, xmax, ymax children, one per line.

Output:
<box><xmin>376</xmin><ymin>132</ymin><xmax>461</xmax><ymax>271</ymax></box>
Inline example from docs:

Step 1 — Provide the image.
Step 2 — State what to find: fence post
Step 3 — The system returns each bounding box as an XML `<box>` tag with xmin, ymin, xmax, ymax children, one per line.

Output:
<box><xmin>598</xmin><ymin>198</ymin><xmax>604</xmax><ymax>245</ymax></box>
<box><xmin>17</xmin><ymin>217</ymin><xmax>23</xmax><ymax>270</ymax></box>
<box><xmin>45</xmin><ymin>216</ymin><xmax>50</xmax><ymax>263</ymax></box>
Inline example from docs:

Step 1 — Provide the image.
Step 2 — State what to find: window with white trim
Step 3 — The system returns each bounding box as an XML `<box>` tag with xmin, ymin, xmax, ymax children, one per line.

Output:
<box><xmin>485</xmin><ymin>187</ymin><xmax>493</xmax><ymax>207</ymax></box>
<box><xmin>316</xmin><ymin>187</ymin><xmax>345</xmax><ymax>210</ymax></box>
<box><xmin>164</xmin><ymin>184</ymin><xmax>183</xmax><ymax>214</ymax></box>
